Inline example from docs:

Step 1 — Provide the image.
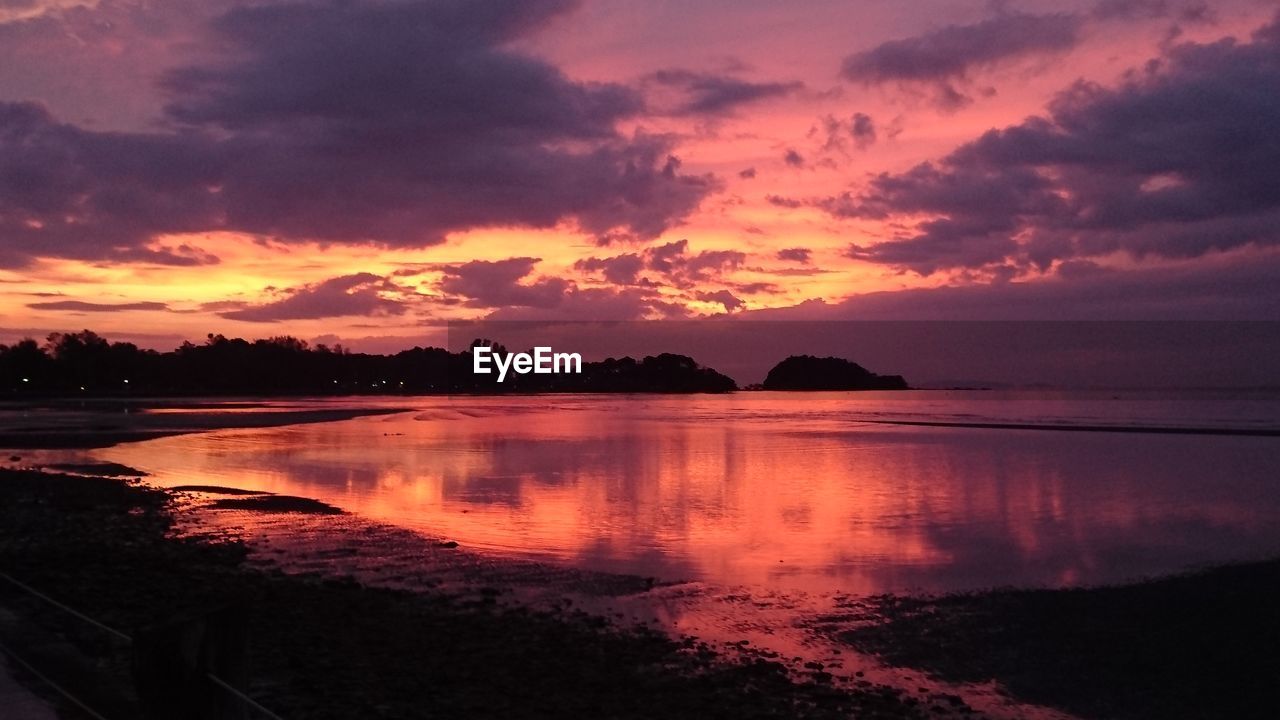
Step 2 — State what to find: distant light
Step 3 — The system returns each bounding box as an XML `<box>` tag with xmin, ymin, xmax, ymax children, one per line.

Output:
<box><xmin>123</xmin><ymin>379</ymin><xmax>129</xmax><ymax>384</ymax></box>
<box><xmin>333</xmin><ymin>380</ymin><xmax>338</xmax><ymax>384</ymax></box>
<box><xmin>21</xmin><ymin>378</ymin><xmax>29</xmax><ymax>383</ymax></box>
<box><xmin>79</xmin><ymin>386</ymin><xmax>85</xmax><ymax>391</ymax></box>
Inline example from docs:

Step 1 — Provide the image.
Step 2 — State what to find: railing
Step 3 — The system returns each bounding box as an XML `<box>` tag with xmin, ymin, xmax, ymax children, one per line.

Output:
<box><xmin>0</xmin><ymin>572</ymin><xmax>284</xmax><ymax>720</ymax></box>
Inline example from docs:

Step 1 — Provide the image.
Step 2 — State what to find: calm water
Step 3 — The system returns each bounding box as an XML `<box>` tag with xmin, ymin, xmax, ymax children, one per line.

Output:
<box><xmin>91</xmin><ymin>391</ymin><xmax>1280</xmax><ymax>595</ymax></box>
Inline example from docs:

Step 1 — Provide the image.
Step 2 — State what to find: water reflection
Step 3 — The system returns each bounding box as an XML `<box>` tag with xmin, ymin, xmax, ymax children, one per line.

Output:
<box><xmin>98</xmin><ymin>393</ymin><xmax>1280</xmax><ymax>594</ymax></box>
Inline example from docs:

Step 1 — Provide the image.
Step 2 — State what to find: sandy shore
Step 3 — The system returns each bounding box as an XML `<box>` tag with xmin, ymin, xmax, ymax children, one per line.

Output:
<box><xmin>0</xmin><ymin>468</ymin><xmax>943</xmax><ymax>719</ymax></box>
<box><xmin>0</xmin><ymin>399</ymin><xmax>404</xmax><ymax>449</ymax></box>
<box><xmin>830</xmin><ymin>560</ymin><xmax>1280</xmax><ymax>719</ymax></box>
<box><xmin>2</xmin><ymin>409</ymin><xmax>1276</xmax><ymax>719</ymax></box>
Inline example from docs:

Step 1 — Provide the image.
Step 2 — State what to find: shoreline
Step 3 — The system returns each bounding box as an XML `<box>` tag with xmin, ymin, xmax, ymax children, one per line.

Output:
<box><xmin>831</xmin><ymin>559</ymin><xmax>1280</xmax><ymax>719</ymax></box>
<box><xmin>0</xmin><ymin>468</ymin><xmax>949</xmax><ymax>719</ymax></box>
<box><xmin>2</xmin><ymin>410</ymin><xmax>1278</xmax><ymax>718</ymax></box>
<box><xmin>861</xmin><ymin>418</ymin><xmax>1280</xmax><ymax>437</ymax></box>
<box><xmin>0</xmin><ymin>405</ymin><xmax>405</xmax><ymax>449</ymax></box>
<box><xmin>5</xmin><ymin>467</ymin><xmax>1278</xmax><ymax>718</ymax></box>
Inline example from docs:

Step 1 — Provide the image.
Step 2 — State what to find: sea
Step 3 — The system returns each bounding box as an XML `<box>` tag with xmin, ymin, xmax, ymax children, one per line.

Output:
<box><xmin>73</xmin><ymin>389</ymin><xmax>1280</xmax><ymax>596</ymax></box>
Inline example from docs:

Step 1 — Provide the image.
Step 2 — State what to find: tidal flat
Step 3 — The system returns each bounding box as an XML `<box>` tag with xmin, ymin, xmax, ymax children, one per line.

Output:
<box><xmin>0</xmin><ymin>468</ymin><xmax>940</xmax><ymax>719</ymax></box>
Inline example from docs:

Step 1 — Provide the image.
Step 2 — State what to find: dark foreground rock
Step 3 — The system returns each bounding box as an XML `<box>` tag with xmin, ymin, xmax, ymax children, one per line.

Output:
<box><xmin>0</xmin><ymin>469</ymin><xmax>929</xmax><ymax>720</ymax></box>
<box><xmin>762</xmin><ymin>355</ymin><xmax>908</xmax><ymax>391</ymax></box>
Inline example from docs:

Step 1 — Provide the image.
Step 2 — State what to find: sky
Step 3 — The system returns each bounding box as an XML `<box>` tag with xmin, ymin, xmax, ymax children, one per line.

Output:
<box><xmin>1</xmin><ymin>0</ymin><xmax>1279</xmax><ymax>352</ymax></box>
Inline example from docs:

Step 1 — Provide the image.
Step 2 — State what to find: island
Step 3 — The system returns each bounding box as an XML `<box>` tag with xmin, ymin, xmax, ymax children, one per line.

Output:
<box><xmin>761</xmin><ymin>355</ymin><xmax>908</xmax><ymax>391</ymax></box>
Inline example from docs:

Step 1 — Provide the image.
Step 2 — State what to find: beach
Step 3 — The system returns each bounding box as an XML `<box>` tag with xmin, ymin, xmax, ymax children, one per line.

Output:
<box><xmin>0</xmin><ymin>466</ymin><xmax>948</xmax><ymax>719</ymax></box>
<box><xmin>5</xmin><ymin>0</ymin><xmax>1279</xmax><ymax>713</ymax></box>
<box><xmin>2</xmin><ymin>395</ymin><xmax>1278</xmax><ymax>719</ymax></box>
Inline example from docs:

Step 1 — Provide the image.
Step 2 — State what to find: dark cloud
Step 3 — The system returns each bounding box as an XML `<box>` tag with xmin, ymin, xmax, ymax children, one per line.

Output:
<box><xmin>644</xmin><ymin>69</ymin><xmax>802</xmax><ymax>116</ymax></box>
<box><xmin>439</xmin><ymin>258</ymin><xmax>570</xmax><ymax>309</ymax></box>
<box><xmin>197</xmin><ymin>300</ymin><xmax>249</xmax><ymax>312</ymax></box>
<box><xmin>573</xmin><ymin>253</ymin><xmax>646</xmax><ymax>285</ymax></box>
<box><xmin>0</xmin><ymin>0</ymin><xmax>718</xmax><ymax>267</ymax></box>
<box><xmin>646</xmin><ymin>240</ymin><xmax>687</xmax><ymax>274</ymax></box>
<box><xmin>783</xmin><ymin>149</ymin><xmax>805</xmax><ymax>167</ymax></box>
<box><xmin>777</xmin><ymin>247</ymin><xmax>812</xmax><ymax>263</ymax></box>
<box><xmin>809</xmin><ymin>113</ymin><xmax>878</xmax><ymax>157</ymax></box>
<box><xmin>755</xmin><ymin>266</ymin><xmax>834</xmax><ymax>277</ymax></box>
<box><xmin>26</xmin><ymin>300</ymin><xmax>170</xmax><ymax>312</ymax></box>
<box><xmin>731</xmin><ymin>281</ymin><xmax>779</xmax><ymax>295</ymax></box>
<box><xmin>738</xmin><ymin>167</ymin><xmax>757</xmax><ymax>179</ymax></box>
<box><xmin>646</xmin><ymin>239</ymin><xmax>745</xmax><ymax>288</ymax></box>
<box><xmin>851</xmin><ymin>112</ymin><xmax>877</xmax><ymax>149</ymax></box>
<box><xmin>1055</xmin><ymin>259</ymin><xmax>1111</xmax><ymax>279</ymax></box>
<box><xmin>220</xmin><ymin>273</ymin><xmax>407</xmax><ymax>322</ymax></box>
<box><xmin>576</xmin><ymin>238</ymin><xmax>745</xmax><ymax>290</ymax></box>
<box><xmin>0</xmin><ymin>101</ymin><xmax>228</xmax><ymax>268</ymax></box>
<box><xmin>694</xmin><ymin>289</ymin><xmax>744</xmax><ymax>312</ymax></box>
<box><xmin>840</xmin><ymin>12</ymin><xmax>1085</xmax><ymax>110</ymax></box>
<box><xmin>1090</xmin><ymin>0</ymin><xmax>1210</xmax><ymax>23</ymax></box>
<box><xmin>484</xmin><ymin>286</ymin><xmax>688</xmax><ymax>321</ymax></box>
<box><xmin>824</xmin><ymin>15</ymin><xmax>1280</xmax><ymax>275</ymax></box>
<box><xmin>749</xmin><ymin>249</ymin><xmax>1280</xmax><ymax>321</ymax></box>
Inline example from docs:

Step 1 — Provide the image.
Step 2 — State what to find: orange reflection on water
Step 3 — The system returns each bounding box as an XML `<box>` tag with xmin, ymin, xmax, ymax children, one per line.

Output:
<box><xmin>98</xmin><ymin>394</ymin><xmax>1280</xmax><ymax>595</ymax></box>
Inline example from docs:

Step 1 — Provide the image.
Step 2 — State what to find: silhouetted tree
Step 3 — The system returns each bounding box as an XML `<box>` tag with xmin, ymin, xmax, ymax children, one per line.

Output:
<box><xmin>0</xmin><ymin>331</ymin><xmax>739</xmax><ymax>396</ymax></box>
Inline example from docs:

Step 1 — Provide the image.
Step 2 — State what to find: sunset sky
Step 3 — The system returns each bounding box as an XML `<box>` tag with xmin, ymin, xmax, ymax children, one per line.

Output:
<box><xmin>2</xmin><ymin>0</ymin><xmax>1278</xmax><ymax>352</ymax></box>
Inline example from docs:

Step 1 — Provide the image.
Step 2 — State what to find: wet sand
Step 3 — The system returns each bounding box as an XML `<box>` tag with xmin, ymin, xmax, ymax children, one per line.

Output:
<box><xmin>167</xmin><ymin>484</ymin><xmax>1074</xmax><ymax>719</ymax></box>
<box><xmin>5</xmin><ymin>465</ymin><xmax>1277</xmax><ymax>717</ymax></box>
<box><xmin>831</xmin><ymin>562</ymin><xmax>1280</xmax><ymax>719</ymax></box>
<box><xmin>2</xmin><ymin>404</ymin><xmax>1277</xmax><ymax>718</ymax></box>
<box><xmin>0</xmin><ymin>468</ymin><xmax>940</xmax><ymax>719</ymax></box>
<box><xmin>0</xmin><ymin>400</ymin><xmax>404</xmax><ymax>449</ymax></box>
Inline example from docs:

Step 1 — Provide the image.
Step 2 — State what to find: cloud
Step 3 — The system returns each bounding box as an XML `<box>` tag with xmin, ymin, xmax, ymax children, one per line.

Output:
<box><xmin>840</xmin><ymin>11</ymin><xmax>1085</xmax><ymax>110</ymax></box>
<box><xmin>749</xmin><ymin>249</ymin><xmax>1280</xmax><ymax>320</ymax></box>
<box><xmin>730</xmin><ymin>281</ymin><xmax>778</xmax><ymax>295</ymax></box>
<box><xmin>644</xmin><ymin>68</ymin><xmax>802</xmax><ymax>116</ymax></box>
<box><xmin>219</xmin><ymin>273</ymin><xmax>407</xmax><ymax>322</ymax></box>
<box><xmin>777</xmin><ymin>247</ymin><xmax>812</xmax><ymax>263</ymax></box>
<box><xmin>783</xmin><ymin>149</ymin><xmax>805</xmax><ymax>167</ymax></box>
<box><xmin>645</xmin><ymin>239</ymin><xmax>745</xmax><ymax>288</ymax></box>
<box><xmin>808</xmin><ymin>113</ymin><xmax>878</xmax><ymax>158</ymax></box>
<box><xmin>484</xmin><ymin>286</ymin><xmax>688</xmax><ymax>321</ymax></box>
<box><xmin>822</xmin><ymin>14</ymin><xmax>1280</xmax><ymax>275</ymax></box>
<box><xmin>573</xmin><ymin>253</ymin><xmax>646</xmax><ymax>285</ymax></box>
<box><xmin>694</xmin><ymin>289</ymin><xmax>744</xmax><ymax>312</ymax></box>
<box><xmin>25</xmin><ymin>300</ymin><xmax>170</xmax><ymax>312</ymax></box>
<box><xmin>439</xmin><ymin>257</ymin><xmax>570</xmax><ymax>309</ymax></box>
<box><xmin>0</xmin><ymin>101</ymin><xmax>230</xmax><ymax>268</ymax></box>
<box><xmin>1090</xmin><ymin>0</ymin><xmax>1210</xmax><ymax>23</ymax></box>
<box><xmin>576</xmin><ymin>238</ymin><xmax>746</xmax><ymax>290</ymax></box>
<box><xmin>0</xmin><ymin>0</ymin><xmax>718</xmax><ymax>267</ymax></box>
<box><xmin>850</xmin><ymin>112</ymin><xmax>877</xmax><ymax>149</ymax></box>
<box><xmin>0</xmin><ymin>0</ymin><xmax>95</xmax><ymax>23</ymax></box>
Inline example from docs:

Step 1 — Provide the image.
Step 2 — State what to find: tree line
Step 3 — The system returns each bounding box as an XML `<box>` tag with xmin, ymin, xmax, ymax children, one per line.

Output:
<box><xmin>0</xmin><ymin>331</ymin><xmax>737</xmax><ymax>396</ymax></box>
